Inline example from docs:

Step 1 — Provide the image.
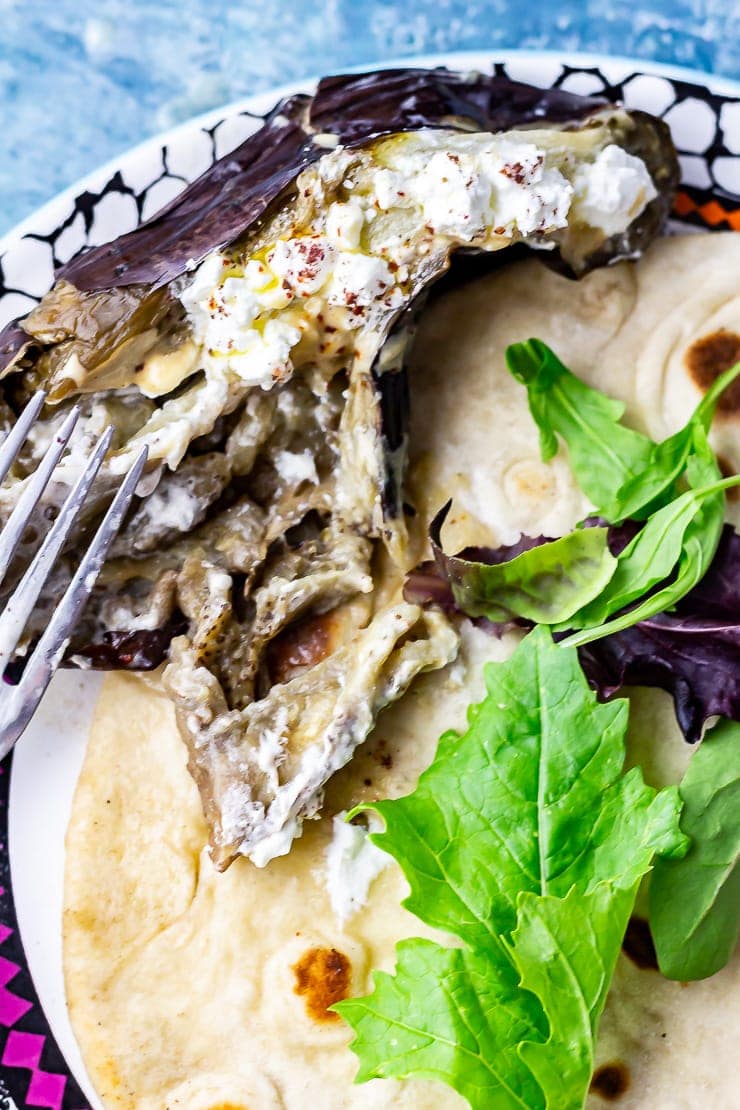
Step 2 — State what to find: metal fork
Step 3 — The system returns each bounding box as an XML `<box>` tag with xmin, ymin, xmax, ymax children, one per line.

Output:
<box><xmin>0</xmin><ymin>391</ymin><xmax>148</xmax><ymax>758</ymax></box>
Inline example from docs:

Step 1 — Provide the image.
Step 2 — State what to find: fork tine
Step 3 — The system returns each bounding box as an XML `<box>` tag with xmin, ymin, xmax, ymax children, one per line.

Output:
<box><xmin>0</xmin><ymin>390</ymin><xmax>47</xmax><ymax>485</ymax></box>
<box><xmin>0</xmin><ymin>404</ymin><xmax>80</xmax><ymax>579</ymax></box>
<box><xmin>10</xmin><ymin>445</ymin><xmax>149</xmax><ymax>736</ymax></box>
<box><xmin>0</xmin><ymin>425</ymin><xmax>115</xmax><ymax>672</ymax></box>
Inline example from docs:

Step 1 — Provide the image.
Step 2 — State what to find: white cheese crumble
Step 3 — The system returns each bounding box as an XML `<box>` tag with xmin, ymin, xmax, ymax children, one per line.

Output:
<box><xmin>325</xmin><ymin>811</ymin><xmax>390</xmax><ymax>925</ymax></box>
<box><xmin>325</xmin><ymin>201</ymin><xmax>364</xmax><ymax>248</ymax></box>
<box><xmin>326</xmin><ymin>252</ymin><xmax>400</xmax><ymax>308</ymax></box>
<box><xmin>179</xmin><ymin>130</ymin><xmax>656</xmax><ymax>396</ymax></box>
<box><xmin>274</xmin><ymin>448</ymin><xmax>319</xmax><ymax>487</ymax></box>
<box><xmin>376</xmin><ymin>136</ymin><xmax>573</xmax><ymax>240</ymax></box>
<box><xmin>268</xmin><ymin>236</ymin><xmax>336</xmax><ymax>295</ymax></box>
<box><xmin>572</xmin><ymin>144</ymin><xmax>658</xmax><ymax>237</ymax></box>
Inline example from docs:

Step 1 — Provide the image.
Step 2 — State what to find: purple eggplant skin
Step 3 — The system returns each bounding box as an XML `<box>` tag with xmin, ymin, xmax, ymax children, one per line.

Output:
<box><xmin>74</xmin><ymin>620</ymin><xmax>188</xmax><ymax>670</ymax></box>
<box><xmin>0</xmin><ymin>322</ymin><xmax>30</xmax><ymax>372</ymax></box>
<box><xmin>2</xmin><ymin>67</ymin><xmax>673</xmax><ymax>310</ymax></box>
<box><xmin>0</xmin><ymin>67</ymin><xmax>678</xmax><ymax>396</ymax></box>
<box><xmin>55</xmin><ymin>69</ymin><xmax>609</xmax><ymax>295</ymax></box>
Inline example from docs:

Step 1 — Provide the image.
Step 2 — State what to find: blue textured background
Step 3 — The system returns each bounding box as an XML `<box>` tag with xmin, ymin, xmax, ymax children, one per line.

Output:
<box><xmin>1</xmin><ymin>0</ymin><xmax>739</xmax><ymax>236</ymax></box>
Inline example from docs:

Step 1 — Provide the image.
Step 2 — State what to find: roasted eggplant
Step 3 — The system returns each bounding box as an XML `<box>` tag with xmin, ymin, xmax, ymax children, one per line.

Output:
<box><xmin>0</xmin><ymin>68</ymin><xmax>679</xmax><ymax>867</ymax></box>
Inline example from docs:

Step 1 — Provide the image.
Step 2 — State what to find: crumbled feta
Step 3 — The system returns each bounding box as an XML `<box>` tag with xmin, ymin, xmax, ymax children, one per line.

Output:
<box><xmin>492</xmin><ymin>140</ymin><xmax>572</xmax><ymax>235</ymax></box>
<box><xmin>411</xmin><ymin>150</ymin><xmax>492</xmax><ymax>240</ymax></box>
<box><xmin>572</xmin><ymin>144</ymin><xmax>658</xmax><ymax>237</ymax></box>
<box><xmin>325</xmin><ymin>201</ymin><xmax>364</xmax><ymax>249</ymax></box>
<box><xmin>178</xmin><ymin>131</ymin><xmax>655</xmax><ymax>399</ymax></box>
<box><xmin>326</xmin><ymin>252</ymin><xmax>398</xmax><ymax>307</ymax></box>
<box><xmin>383</xmin><ymin>136</ymin><xmax>573</xmax><ymax>240</ymax></box>
<box><xmin>325</xmin><ymin>812</ymin><xmax>390</xmax><ymax>925</ymax></box>
<box><xmin>274</xmin><ymin>449</ymin><xmax>319</xmax><ymax>487</ymax></box>
<box><xmin>231</xmin><ymin>318</ymin><xmax>302</xmax><ymax>385</ymax></box>
<box><xmin>373</xmin><ymin>168</ymin><xmax>409</xmax><ymax>211</ymax></box>
<box><xmin>268</xmin><ymin>236</ymin><xmax>336</xmax><ymax>295</ymax></box>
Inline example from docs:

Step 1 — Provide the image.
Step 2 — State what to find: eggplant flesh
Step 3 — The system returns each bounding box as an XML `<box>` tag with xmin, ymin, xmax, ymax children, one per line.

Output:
<box><xmin>0</xmin><ymin>69</ymin><xmax>679</xmax><ymax>867</ymax></box>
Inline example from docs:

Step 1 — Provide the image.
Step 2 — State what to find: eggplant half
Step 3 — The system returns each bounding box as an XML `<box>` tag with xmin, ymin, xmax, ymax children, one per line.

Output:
<box><xmin>0</xmin><ymin>68</ymin><xmax>679</xmax><ymax>868</ymax></box>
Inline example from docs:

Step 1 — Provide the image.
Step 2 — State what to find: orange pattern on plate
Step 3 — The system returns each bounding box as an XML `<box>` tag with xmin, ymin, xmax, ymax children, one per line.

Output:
<box><xmin>673</xmin><ymin>191</ymin><xmax>740</xmax><ymax>230</ymax></box>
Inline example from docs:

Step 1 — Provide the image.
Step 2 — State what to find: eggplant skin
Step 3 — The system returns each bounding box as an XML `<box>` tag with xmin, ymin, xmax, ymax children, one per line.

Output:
<box><xmin>0</xmin><ymin>67</ymin><xmax>677</xmax><ymax>365</ymax></box>
<box><xmin>44</xmin><ymin>69</ymin><xmax>609</xmax><ymax>295</ymax></box>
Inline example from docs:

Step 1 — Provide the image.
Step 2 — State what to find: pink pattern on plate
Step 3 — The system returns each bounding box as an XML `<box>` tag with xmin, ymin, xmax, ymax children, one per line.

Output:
<box><xmin>0</xmin><ymin>954</ymin><xmax>33</xmax><ymax>1027</ymax></box>
<box><xmin>2</xmin><ymin>1029</ymin><xmax>66</xmax><ymax>1109</ymax></box>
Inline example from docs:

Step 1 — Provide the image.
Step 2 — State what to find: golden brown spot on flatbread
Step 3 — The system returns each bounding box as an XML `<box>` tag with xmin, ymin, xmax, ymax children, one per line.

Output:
<box><xmin>292</xmin><ymin>946</ymin><xmax>351</xmax><ymax>1022</ymax></box>
<box><xmin>590</xmin><ymin>1063</ymin><xmax>630</xmax><ymax>1100</ymax></box>
<box><xmin>267</xmin><ymin>610</ymin><xmax>338</xmax><ymax>685</ymax></box>
<box><xmin>208</xmin><ymin>1104</ymin><xmax>247</xmax><ymax>1110</ymax></box>
<box><xmin>685</xmin><ymin>330</ymin><xmax>740</xmax><ymax>413</ymax></box>
<box><xmin>621</xmin><ymin>916</ymin><xmax>659</xmax><ymax>971</ymax></box>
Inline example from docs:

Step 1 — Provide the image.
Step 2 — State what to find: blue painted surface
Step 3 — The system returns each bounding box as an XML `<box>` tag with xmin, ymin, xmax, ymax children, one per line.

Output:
<box><xmin>1</xmin><ymin>0</ymin><xmax>738</xmax><ymax>235</ymax></box>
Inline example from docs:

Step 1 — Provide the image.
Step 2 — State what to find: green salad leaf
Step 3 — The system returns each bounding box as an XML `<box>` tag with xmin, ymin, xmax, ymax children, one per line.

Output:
<box><xmin>501</xmin><ymin>340</ymin><xmax>740</xmax><ymax>648</ymax></box>
<box><xmin>506</xmin><ymin>339</ymin><xmax>740</xmax><ymax>523</ymax></box>
<box><xmin>430</xmin><ymin>503</ymin><xmax>617</xmax><ymax>626</ymax></box>
<box><xmin>563</xmin><ymin>473</ymin><xmax>740</xmax><ymax>641</ymax></box>
<box><xmin>335</xmin><ymin>629</ymin><xmax>686</xmax><ymax>1109</ymax></box>
<box><xmin>505</xmin><ymin>339</ymin><xmax>654</xmax><ymax>518</ymax></box>
<box><xmin>611</xmin><ymin>359</ymin><xmax>740</xmax><ymax>520</ymax></box>
<box><xmin>649</xmin><ymin>718</ymin><xmax>740</xmax><ymax>981</ymax></box>
<box><xmin>562</xmin><ymin>461</ymin><xmax>740</xmax><ymax>649</ymax></box>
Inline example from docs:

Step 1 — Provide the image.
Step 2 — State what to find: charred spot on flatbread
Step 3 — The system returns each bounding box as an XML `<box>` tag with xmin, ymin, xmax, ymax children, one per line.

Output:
<box><xmin>291</xmin><ymin>946</ymin><xmax>352</xmax><ymax>1021</ymax></box>
<box><xmin>685</xmin><ymin>329</ymin><xmax>740</xmax><ymax>413</ymax></box>
<box><xmin>590</xmin><ymin>1062</ymin><xmax>631</xmax><ymax>1100</ymax></box>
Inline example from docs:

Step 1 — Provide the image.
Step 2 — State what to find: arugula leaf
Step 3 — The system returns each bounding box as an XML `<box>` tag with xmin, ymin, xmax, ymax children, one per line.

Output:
<box><xmin>505</xmin><ymin>339</ymin><xmax>654</xmax><ymax>516</ymax></box>
<box><xmin>506</xmin><ymin>339</ymin><xmax>740</xmax><ymax>523</ymax></box>
<box><xmin>430</xmin><ymin>502</ymin><xmax>617</xmax><ymax>626</ymax></box>
<box><xmin>335</xmin><ymin>629</ymin><xmax>686</xmax><ymax>1109</ymax></box>
<box><xmin>649</xmin><ymin>718</ymin><xmax>740</xmax><ymax>980</ymax></box>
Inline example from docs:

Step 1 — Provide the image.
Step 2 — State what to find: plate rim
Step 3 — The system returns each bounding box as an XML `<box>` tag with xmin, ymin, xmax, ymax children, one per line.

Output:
<box><xmin>1</xmin><ymin>47</ymin><xmax>739</xmax><ymax>254</ymax></box>
<box><xmin>1</xmin><ymin>45</ymin><xmax>739</xmax><ymax>1110</ymax></box>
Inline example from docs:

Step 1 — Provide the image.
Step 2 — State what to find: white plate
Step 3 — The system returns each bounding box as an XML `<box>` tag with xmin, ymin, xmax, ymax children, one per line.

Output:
<box><xmin>1</xmin><ymin>49</ymin><xmax>739</xmax><ymax>1110</ymax></box>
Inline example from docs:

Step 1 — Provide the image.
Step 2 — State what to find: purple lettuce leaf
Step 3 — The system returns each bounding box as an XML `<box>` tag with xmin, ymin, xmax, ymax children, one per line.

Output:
<box><xmin>579</xmin><ymin>526</ymin><xmax>740</xmax><ymax>742</ymax></box>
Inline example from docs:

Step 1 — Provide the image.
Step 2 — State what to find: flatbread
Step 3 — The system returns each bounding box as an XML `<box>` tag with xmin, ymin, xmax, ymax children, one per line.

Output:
<box><xmin>64</xmin><ymin>233</ymin><xmax>740</xmax><ymax>1109</ymax></box>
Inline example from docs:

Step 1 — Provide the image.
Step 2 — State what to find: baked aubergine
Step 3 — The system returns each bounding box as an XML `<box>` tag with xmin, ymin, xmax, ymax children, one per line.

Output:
<box><xmin>0</xmin><ymin>67</ymin><xmax>679</xmax><ymax>868</ymax></box>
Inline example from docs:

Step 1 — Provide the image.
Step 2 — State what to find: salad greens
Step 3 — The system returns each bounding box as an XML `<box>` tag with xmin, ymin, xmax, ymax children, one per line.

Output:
<box><xmin>576</xmin><ymin>524</ymin><xmax>740</xmax><ymax>743</ymax></box>
<box><xmin>430</xmin><ymin>341</ymin><xmax>740</xmax><ymax>648</ymax></box>
<box><xmin>429</xmin><ymin>502</ymin><xmax>616</xmax><ymax>625</ymax></box>
<box><xmin>336</xmin><ymin>629</ymin><xmax>686</xmax><ymax>1109</ymax></box>
<box><xmin>562</xmin><ymin>474</ymin><xmax>740</xmax><ymax>647</ymax></box>
<box><xmin>649</xmin><ymin>719</ymin><xmax>740</xmax><ymax>981</ymax></box>
<box><xmin>505</xmin><ymin>339</ymin><xmax>655</xmax><ymax>517</ymax></box>
<box><xmin>505</xmin><ymin>339</ymin><xmax>740</xmax><ymax>522</ymax></box>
